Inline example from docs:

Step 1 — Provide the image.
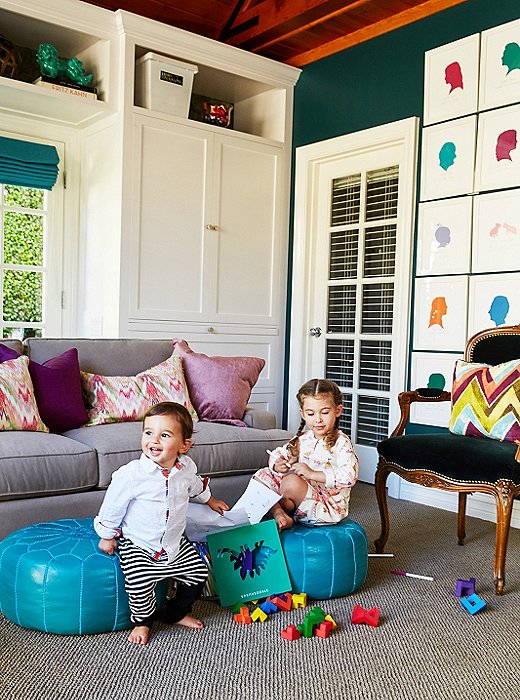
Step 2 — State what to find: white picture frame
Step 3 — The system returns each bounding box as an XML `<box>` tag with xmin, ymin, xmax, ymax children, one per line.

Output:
<box><xmin>420</xmin><ymin>116</ymin><xmax>477</xmax><ymax>201</ymax></box>
<box><xmin>468</xmin><ymin>272</ymin><xmax>520</xmax><ymax>338</ymax></box>
<box><xmin>475</xmin><ymin>104</ymin><xmax>520</xmax><ymax>192</ymax></box>
<box><xmin>424</xmin><ymin>34</ymin><xmax>480</xmax><ymax>126</ymax></box>
<box><xmin>410</xmin><ymin>352</ymin><xmax>463</xmax><ymax>427</ymax></box>
<box><xmin>472</xmin><ymin>189</ymin><xmax>520</xmax><ymax>273</ymax></box>
<box><xmin>416</xmin><ymin>197</ymin><xmax>472</xmax><ymax>276</ymax></box>
<box><xmin>413</xmin><ymin>276</ymin><xmax>468</xmax><ymax>351</ymax></box>
<box><xmin>479</xmin><ymin>17</ymin><xmax>520</xmax><ymax>111</ymax></box>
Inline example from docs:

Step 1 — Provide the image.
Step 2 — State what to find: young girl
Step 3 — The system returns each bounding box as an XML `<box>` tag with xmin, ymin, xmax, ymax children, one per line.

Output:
<box><xmin>94</xmin><ymin>401</ymin><xmax>228</xmax><ymax>646</ymax></box>
<box><xmin>253</xmin><ymin>379</ymin><xmax>358</xmax><ymax>530</ymax></box>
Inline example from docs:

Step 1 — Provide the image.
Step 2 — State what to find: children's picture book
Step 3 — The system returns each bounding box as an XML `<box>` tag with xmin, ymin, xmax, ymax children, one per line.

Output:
<box><xmin>206</xmin><ymin>520</ymin><xmax>291</xmax><ymax>607</ymax></box>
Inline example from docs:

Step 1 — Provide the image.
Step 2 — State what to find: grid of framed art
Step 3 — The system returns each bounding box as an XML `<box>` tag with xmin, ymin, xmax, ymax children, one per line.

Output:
<box><xmin>413</xmin><ymin>17</ymin><xmax>520</xmax><ymax>427</ymax></box>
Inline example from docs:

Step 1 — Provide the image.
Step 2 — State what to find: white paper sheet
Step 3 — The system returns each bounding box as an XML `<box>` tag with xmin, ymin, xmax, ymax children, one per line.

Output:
<box><xmin>185</xmin><ymin>504</ymin><xmax>249</xmax><ymax>542</ymax></box>
<box><xmin>185</xmin><ymin>480</ymin><xmax>281</xmax><ymax>541</ymax></box>
<box><xmin>230</xmin><ymin>479</ymin><xmax>281</xmax><ymax>524</ymax></box>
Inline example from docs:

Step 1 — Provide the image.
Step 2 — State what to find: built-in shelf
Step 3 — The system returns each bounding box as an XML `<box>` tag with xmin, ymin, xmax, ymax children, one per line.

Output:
<box><xmin>0</xmin><ymin>75</ymin><xmax>110</xmax><ymax>127</ymax></box>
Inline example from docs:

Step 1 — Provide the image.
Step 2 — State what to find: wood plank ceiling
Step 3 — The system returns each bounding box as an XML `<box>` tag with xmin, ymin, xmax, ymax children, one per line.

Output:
<box><xmin>85</xmin><ymin>0</ymin><xmax>470</xmax><ymax>66</ymax></box>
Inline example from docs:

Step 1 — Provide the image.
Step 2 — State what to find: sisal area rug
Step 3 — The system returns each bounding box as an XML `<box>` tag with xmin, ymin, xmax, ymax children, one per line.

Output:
<box><xmin>2</xmin><ymin>482</ymin><xmax>520</xmax><ymax>700</ymax></box>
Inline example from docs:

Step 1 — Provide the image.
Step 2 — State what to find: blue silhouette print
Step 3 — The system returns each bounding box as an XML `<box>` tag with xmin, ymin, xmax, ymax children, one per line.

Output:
<box><xmin>488</xmin><ymin>295</ymin><xmax>510</xmax><ymax>326</ymax></box>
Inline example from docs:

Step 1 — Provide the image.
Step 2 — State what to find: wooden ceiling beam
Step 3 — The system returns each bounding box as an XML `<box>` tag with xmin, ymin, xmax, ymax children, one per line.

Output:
<box><xmin>221</xmin><ymin>0</ymin><xmax>369</xmax><ymax>47</ymax></box>
<box><xmin>286</xmin><ymin>0</ymin><xmax>471</xmax><ymax>66</ymax></box>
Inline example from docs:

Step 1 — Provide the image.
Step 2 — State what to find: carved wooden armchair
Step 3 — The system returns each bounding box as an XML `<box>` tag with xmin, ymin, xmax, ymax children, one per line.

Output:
<box><xmin>375</xmin><ymin>324</ymin><xmax>520</xmax><ymax>595</ymax></box>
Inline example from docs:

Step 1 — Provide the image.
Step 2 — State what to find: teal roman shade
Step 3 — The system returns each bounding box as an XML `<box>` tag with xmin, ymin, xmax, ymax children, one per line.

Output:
<box><xmin>0</xmin><ymin>136</ymin><xmax>60</xmax><ymax>190</ymax></box>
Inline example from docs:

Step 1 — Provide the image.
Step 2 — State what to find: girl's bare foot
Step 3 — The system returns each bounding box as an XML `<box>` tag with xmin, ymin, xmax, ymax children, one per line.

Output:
<box><xmin>176</xmin><ymin>614</ymin><xmax>204</xmax><ymax>629</ymax></box>
<box><xmin>271</xmin><ymin>505</ymin><xmax>294</xmax><ymax>531</ymax></box>
<box><xmin>128</xmin><ymin>625</ymin><xmax>150</xmax><ymax>645</ymax></box>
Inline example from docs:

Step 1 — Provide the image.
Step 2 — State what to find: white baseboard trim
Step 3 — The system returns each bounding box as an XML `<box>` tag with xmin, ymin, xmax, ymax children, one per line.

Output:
<box><xmin>398</xmin><ymin>482</ymin><xmax>520</xmax><ymax>529</ymax></box>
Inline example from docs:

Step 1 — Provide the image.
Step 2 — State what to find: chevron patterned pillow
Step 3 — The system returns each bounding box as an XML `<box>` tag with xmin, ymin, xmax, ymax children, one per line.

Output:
<box><xmin>449</xmin><ymin>359</ymin><xmax>520</xmax><ymax>443</ymax></box>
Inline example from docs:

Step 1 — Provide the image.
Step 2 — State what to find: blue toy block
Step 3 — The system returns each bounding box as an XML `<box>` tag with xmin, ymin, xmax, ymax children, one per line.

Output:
<box><xmin>455</xmin><ymin>577</ymin><xmax>476</xmax><ymax>597</ymax></box>
<box><xmin>259</xmin><ymin>600</ymin><xmax>278</xmax><ymax>614</ymax></box>
<box><xmin>460</xmin><ymin>593</ymin><xmax>486</xmax><ymax>615</ymax></box>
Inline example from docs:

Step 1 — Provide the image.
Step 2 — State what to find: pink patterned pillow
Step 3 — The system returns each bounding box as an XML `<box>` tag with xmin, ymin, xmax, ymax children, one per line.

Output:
<box><xmin>81</xmin><ymin>353</ymin><xmax>197</xmax><ymax>426</ymax></box>
<box><xmin>0</xmin><ymin>355</ymin><xmax>48</xmax><ymax>432</ymax></box>
<box><xmin>172</xmin><ymin>338</ymin><xmax>265</xmax><ymax>427</ymax></box>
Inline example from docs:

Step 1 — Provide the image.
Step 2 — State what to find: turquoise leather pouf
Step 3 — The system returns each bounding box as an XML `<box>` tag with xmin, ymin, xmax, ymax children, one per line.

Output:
<box><xmin>0</xmin><ymin>518</ymin><xmax>164</xmax><ymax>635</ymax></box>
<box><xmin>280</xmin><ymin>518</ymin><xmax>368</xmax><ymax>599</ymax></box>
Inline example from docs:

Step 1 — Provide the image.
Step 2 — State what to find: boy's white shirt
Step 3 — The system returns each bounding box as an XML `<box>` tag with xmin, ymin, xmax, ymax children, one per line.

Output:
<box><xmin>94</xmin><ymin>452</ymin><xmax>211</xmax><ymax>562</ymax></box>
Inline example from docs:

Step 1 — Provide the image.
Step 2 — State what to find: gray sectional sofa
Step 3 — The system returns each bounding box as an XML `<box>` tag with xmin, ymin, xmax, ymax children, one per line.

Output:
<box><xmin>0</xmin><ymin>338</ymin><xmax>292</xmax><ymax>540</ymax></box>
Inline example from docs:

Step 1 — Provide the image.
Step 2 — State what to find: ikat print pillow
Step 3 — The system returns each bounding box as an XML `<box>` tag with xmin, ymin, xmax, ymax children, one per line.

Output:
<box><xmin>0</xmin><ymin>355</ymin><xmax>48</xmax><ymax>432</ymax></box>
<box><xmin>448</xmin><ymin>359</ymin><xmax>520</xmax><ymax>443</ymax></box>
<box><xmin>81</xmin><ymin>353</ymin><xmax>198</xmax><ymax>426</ymax></box>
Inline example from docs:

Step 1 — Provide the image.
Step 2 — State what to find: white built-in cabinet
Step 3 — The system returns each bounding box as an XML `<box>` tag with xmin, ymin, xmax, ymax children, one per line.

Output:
<box><xmin>129</xmin><ymin>113</ymin><xmax>283</xmax><ymax>328</ymax></box>
<box><xmin>0</xmin><ymin>0</ymin><xmax>300</xmax><ymax>421</ymax></box>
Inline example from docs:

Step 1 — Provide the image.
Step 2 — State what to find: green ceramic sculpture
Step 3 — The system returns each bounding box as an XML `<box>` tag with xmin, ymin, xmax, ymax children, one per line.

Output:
<box><xmin>36</xmin><ymin>43</ymin><xmax>92</xmax><ymax>86</ymax></box>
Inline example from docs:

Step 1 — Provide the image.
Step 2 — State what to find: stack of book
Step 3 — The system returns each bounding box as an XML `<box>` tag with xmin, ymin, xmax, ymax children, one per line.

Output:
<box><xmin>33</xmin><ymin>76</ymin><xmax>98</xmax><ymax>101</ymax></box>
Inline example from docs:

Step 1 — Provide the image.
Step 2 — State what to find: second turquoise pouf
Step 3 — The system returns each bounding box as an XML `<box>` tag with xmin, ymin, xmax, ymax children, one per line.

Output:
<box><xmin>0</xmin><ymin>518</ymin><xmax>166</xmax><ymax>635</ymax></box>
<box><xmin>280</xmin><ymin>518</ymin><xmax>368</xmax><ymax>599</ymax></box>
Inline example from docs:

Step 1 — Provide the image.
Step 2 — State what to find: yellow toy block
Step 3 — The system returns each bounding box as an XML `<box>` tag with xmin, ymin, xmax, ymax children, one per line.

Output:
<box><xmin>251</xmin><ymin>607</ymin><xmax>268</xmax><ymax>623</ymax></box>
<box><xmin>292</xmin><ymin>593</ymin><xmax>307</xmax><ymax>609</ymax></box>
<box><xmin>325</xmin><ymin>614</ymin><xmax>337</xmax><ymax>629</ymax></box>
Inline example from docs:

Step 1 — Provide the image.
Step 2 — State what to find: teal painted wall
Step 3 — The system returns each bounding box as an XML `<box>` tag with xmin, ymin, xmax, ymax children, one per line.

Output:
<box><xmin>294</xmin><ymin>0</ymin><xmax>520</xmax><ymax>147</ymax></box>
<box><xmin>283</xmin><ymin>0</ymin><xmax>520</xmax><ymax>425</ymax></box>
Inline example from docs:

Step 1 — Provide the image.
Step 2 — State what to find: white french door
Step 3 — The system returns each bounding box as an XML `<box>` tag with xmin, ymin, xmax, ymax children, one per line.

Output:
<box><xmin>290</xmin><ymin>118</ymin><xmax>419</xmax><ymax>486</ymax></box>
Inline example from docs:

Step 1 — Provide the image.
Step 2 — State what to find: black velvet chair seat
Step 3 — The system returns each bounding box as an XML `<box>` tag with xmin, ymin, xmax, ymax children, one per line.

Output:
<box><xmin>379</xmin><ymin>433</ymin><xmax>520</xmax><ymax>485</ymax></box>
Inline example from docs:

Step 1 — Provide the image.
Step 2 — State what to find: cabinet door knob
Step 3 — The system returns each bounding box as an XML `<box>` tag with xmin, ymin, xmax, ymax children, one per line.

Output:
<box><xmin>208</xmin><ymin>326</ymin><xmax>216</xmax><ymax>333</ymax></box>
<box><xmin>205</xmin><ymin>224</ymin><xmax>221</xmax><ymax>231</ymax></box>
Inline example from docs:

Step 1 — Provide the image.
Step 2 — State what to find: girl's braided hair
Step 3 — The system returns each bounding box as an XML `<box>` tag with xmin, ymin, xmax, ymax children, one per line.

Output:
<box><xmin>286</xmin><ymin>379</ymin><xmax>343</xmax><ymax>459</ymax></box>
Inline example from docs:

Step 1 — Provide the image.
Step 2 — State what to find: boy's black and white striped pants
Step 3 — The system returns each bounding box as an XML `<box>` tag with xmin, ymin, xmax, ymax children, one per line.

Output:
<box><xmin>117</xmin><ymin>536</ymin><xmax>208</xmax><ymax>625</ymax></box>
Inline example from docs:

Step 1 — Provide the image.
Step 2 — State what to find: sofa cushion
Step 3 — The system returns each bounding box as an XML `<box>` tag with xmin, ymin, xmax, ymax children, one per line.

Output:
<box><xmin>65</xmin><ymin>421</ymin><xmax>292</xmax><ymax>488</ymax></box>
<box><xmin>25</xmin><ymin>338</ymin><xmax>174</xmax><ymax>375</ymax></box>
<box><xmin>0</xmin><ymin>344</ymin><xmax>88</xmax><ymax>433</ymax></box>
<box><xmin>0</xmin><ymin>356</ymin><xmax>48</xmax><ymax>432</ymax></box>
<box><xmin>81</xmin><ymin>353</ymin><xmax>197</xmax><ymax>426</ymax></box>
<box><xmin>0</xmin><ymin>432</ymin><xmax>98</xmax><ymax>501</ymax></box>
<box><xmin>173</xmin><ymin>338</ymin><xmax>265</xmax><ymax>426</ymax></box>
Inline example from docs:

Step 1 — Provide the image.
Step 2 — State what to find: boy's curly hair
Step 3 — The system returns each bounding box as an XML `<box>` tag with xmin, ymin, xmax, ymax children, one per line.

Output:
<box><xmin>287</xmin><ymin>379</ymin><xmax>343</xmax><ymax>459</ymax></box>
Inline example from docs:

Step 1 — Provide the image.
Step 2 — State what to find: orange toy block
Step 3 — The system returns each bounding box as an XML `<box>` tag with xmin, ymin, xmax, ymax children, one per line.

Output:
<box><xmin>281</xmin><ymin>624</ymin><xmax>301</xmax><ymax>641</ymax></box>
<box><xmin>272</xmin><ymin>593</ymin><xmax>292</xmax><ymax>611</ymax></box>
<box><xmin>314</xmin><ymin>621</ymin><xmax>333</xmax><ymax>638</ymax></box>
<box><xmin>292</xmin><ymin>593</ymin><xmax>307</xmax><ymax>609</ymax></box>
<box><xmin>234</xmin><ymin>606</ymin><xmax>252</xmax><ymax>624</ymax></box>
<box><xmin>251</xmin><ymin>607</ymin><xmax>268</xmax><ymax>623</ymax></box>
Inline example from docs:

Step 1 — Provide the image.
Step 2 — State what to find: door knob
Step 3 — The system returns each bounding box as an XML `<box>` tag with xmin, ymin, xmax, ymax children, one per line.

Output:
<box><xmin>309</xmin><ymin>327</ymin><xmax>322</xmax><ymax>337</ymax></box>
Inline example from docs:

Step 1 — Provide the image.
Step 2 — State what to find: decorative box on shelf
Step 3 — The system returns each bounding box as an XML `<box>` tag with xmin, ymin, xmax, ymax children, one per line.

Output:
<box><xmin>189</xmin><ymin>94</ymin><xmax>234</xmax><ymax>129</ymax></box>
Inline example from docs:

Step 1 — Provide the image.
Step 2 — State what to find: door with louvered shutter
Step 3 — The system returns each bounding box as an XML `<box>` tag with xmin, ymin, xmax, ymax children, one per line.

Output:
<box><xmin>291</xmin><ymin>120</ymin><xmax>418</xmax><ymax>485</ymax></box>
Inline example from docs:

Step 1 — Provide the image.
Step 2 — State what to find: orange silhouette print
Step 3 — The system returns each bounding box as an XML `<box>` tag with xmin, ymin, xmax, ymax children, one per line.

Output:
<box><xmin>429</xmin><ymin>296</ymin><xmax>448</xmax><ymax>328</ymax></box>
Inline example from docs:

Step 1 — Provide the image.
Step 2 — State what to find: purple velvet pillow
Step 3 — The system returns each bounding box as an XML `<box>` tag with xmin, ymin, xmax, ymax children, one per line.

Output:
<box><xmin>0</xmin><ymin>344</ymin><xmax>88</xmax><ymax>433</ymax></box>
<box><xmin>172</xmin><ymin>339</ymin><xmax>265</xmax><ymax>426</ymax></box>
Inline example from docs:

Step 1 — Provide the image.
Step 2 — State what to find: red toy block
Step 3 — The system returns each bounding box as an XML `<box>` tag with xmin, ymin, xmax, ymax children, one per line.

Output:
<box><xmin>314</xmin><ymin>622</ymin><xmax>332</xmax><ymax>638</ymax></box>
<box><xmin>281</xmin><ymin>624</ymin><xmax>301</xmax><ymax>640</ymax></box>
<box><xmin>272</xmin><ymin>594</ymin><xmax>292</xmax><ymax>611</ymax></box>
<box><xmin>351</xmin><ymin>604</ymin><xmax>380</xmax><ymax>627</ymax></box>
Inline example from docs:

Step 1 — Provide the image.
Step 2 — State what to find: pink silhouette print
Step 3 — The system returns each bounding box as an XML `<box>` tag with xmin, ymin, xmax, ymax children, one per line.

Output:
<box><xmin>495</xmin><ymin>129</ymin><xmax>517</xmax><ymax>161</ymax></box>
<box><xmin>503</xmin><ymin>222</ymin><xmax>517</xmax><ymax>235</ymax></box>
<box><xmin>489</xmin><ymin>223</ymin><xmax>501</xmax><ymax>237</ymax></box>
<box><xmin>444</xmin><ymin>61</ymin><xmax>464</xmax><ymax>93</ymax></box>
<box><xmin>429</xmin><ymin>296</ymin><xmax>448</xmax><ymax>328</ymax></box>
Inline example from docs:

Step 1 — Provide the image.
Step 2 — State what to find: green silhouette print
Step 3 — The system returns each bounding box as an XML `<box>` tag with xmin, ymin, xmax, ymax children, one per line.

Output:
<box><xmin>502</xmin><ymin>42</ymin><xmax>520</xmax><ymax>75</ymax></box>
<box><xmin>439</xmin><ymin>142</ymin><xmax>456</xmax><ymax>171</ymax></box>
<box><xmin>427</xmin><ymin>373</ymin><xmax>446</xmax><ymax>390</ymax></box>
